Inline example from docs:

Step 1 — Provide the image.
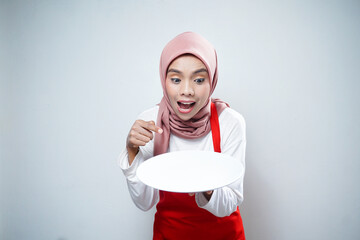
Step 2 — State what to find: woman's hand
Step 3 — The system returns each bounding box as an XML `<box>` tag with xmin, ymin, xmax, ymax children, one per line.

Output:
<box><xmin>126</xmin><ymin>120</ymin><xmax>162</xmax><ymax>165</ymax></box>
<box><xmin>189</xmin><ymin>191</ymin><xmax>213</xmax><ymax>201</ymax></box>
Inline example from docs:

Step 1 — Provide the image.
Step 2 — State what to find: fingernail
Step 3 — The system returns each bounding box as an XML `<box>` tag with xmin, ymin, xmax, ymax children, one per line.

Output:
<box><xmin>158</xmin><ymin>128</ymin><xmax>163</xmax><ymax>134</ymax></box>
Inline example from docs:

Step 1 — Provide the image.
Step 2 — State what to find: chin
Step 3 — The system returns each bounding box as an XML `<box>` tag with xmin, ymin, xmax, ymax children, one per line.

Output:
<box><xmin>177</xmin><ymin>113</ymin><xmax>194</xmax><ymax>121</ymax></box>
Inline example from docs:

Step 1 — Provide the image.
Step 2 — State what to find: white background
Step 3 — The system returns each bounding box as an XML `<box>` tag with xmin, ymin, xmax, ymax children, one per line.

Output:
<box><xmin>1</xmin><ymin>0</ymin><xmax>359</xmax><ymax>239</ymax></box>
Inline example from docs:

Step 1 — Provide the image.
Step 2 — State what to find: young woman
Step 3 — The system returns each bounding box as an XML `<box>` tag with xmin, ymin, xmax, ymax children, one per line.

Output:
<box><xmin>119</xmin><ymin>32</ymin><xmax>246</xmax><ymax>239</ymax></box>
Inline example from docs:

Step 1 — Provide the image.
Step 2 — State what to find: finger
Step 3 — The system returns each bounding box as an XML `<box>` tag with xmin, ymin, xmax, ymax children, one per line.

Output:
<box><xmin>130</xmin><ymin>133</ymin><xmax>151</xmax><ymax>143</ymax></box>
<box><xmin>128</xmin><ymin>128</ymin><xmax>152</xmax><ymax>145</ymax></box>
<box><xmin>143</xmin><ymin>120</ymin><xmax>163</xmax><ymax>134</ymax></box>
<box><xmin>128</xmin><ymin>138</ymin><xmax>147</xmax><ymax>148</ymax></box>
<box><xmin>128</xmin><ymin>127</ymin><xmax>151</xmax><ymax>143</ymax></box>
<box><xmin>134</xmin><ymin>125</ymin><xmax>154</xmax><ymax>140</ymax></box>
<box><xmin>188</xmin><ymin>193</ymin><xmax>195</xmax><ymax>196</ymax></box>
<box><xmin>135</xmin><ymin>120</ymin><xmax>163</xmax><ymax>134</ymax></box>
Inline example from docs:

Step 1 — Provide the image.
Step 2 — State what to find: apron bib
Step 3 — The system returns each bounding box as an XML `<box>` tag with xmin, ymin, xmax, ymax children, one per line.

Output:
<box><xmin>153</xmin><ymin>103</ymin><xmax>245</xmax><ymax>240</ymax></box>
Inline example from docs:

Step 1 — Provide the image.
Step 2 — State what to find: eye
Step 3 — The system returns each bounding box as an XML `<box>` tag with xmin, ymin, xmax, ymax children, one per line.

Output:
<box><xmin>195</xmin><ymin>78</ymin><xmax>205</xmax><ymax>84</ymax></box>
<box><xmin>171</xmin><ymin>78</ymin><xmax>181</xmax><ymax>84</ymax></box>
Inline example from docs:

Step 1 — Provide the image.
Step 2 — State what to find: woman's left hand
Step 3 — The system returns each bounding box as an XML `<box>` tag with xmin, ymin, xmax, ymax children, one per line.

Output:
<box><xmin>189</xmin><ymin>191</ymin><xmax>213</xmax><ymax>201</ymax></box>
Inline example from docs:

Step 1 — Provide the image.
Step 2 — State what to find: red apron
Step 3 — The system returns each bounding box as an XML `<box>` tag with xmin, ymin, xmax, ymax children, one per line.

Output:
<box><xmin>153</xmin><ymin>103</ymin><xmax>245</xmax><ymax>240</ymax></box>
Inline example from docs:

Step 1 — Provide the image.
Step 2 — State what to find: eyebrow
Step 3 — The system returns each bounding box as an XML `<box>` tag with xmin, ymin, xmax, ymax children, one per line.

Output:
<box><xmin>167</xmin><ymin>68</ymin><xmax>181</xmax><ymax>74</ymax></box>
<box><xmin>193</xmin><ymin>68</ymin><xmax>208</xmax><ymax>74</ymax></box>
<box><xmin>167</xmin><ymin>68</ymin><xmax>208</xmax><ymax>74</ymax></box>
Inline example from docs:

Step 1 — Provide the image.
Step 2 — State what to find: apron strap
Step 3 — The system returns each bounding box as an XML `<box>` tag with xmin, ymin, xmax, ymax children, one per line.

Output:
<box><xmin>210</xmin><ymin>102</ymin><xmax>221</xmax><ymax>153</ymax></box>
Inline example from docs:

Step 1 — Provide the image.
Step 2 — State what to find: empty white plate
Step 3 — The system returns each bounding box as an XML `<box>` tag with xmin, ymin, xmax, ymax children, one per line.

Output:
<box><xmin>136</xmin><ymin>150</ymin><xmax>243</xmax><ymax>193</ymax></box>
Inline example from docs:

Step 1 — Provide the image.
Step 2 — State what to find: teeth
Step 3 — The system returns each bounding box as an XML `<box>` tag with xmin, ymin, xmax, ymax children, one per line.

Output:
<box><xmin>179</xmin><ymin>102</ymin><xmax>193</xmax><ymax>105</ymax></box>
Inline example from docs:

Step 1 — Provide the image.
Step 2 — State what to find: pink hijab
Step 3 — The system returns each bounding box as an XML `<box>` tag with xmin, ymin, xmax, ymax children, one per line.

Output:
<box><xmin>154</xmin><ymin>32</ymin><xmax>229</xmax><ymax>156</ymax></box>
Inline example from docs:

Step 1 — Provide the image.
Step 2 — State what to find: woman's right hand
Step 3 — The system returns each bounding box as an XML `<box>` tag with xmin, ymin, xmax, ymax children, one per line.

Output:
<box><xmin>126</xmin><ymin>120</ymin><xmax>163</xmax><ymax>165</ymax></box>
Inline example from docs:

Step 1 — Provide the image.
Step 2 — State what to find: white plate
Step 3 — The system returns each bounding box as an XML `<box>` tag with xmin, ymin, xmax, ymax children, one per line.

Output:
<box><xmin>136</xmin><ymin>150</ymin><xmax>243</xmax><ymax>193</ymax></box>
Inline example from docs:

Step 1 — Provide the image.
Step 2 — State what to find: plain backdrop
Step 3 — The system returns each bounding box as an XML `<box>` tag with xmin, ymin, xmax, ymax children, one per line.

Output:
<box><xmin>1</xmin><ymin>0</ymin><xmax>359</xmax><ymax>239</ymax></box>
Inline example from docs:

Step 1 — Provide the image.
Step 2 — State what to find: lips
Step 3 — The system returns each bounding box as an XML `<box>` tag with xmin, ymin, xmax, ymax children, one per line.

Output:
<box><xmin>177</xmin><ymin>101</ymin><xmax>196</xmax><ymax>114</ymax></box>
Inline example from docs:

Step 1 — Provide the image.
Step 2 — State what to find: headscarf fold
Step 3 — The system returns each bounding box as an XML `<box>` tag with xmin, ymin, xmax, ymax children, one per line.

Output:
<box><xmin>154</xmin><ymin>32</ymin><xmax>229</xmax><ymax>156</ymax></box>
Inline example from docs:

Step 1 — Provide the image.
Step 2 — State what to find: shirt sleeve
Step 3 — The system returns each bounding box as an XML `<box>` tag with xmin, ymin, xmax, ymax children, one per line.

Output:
<box><xmin>195</xmin><ymin>108</ymin><xmax>246</xmax><ymax>217</ymax></box>
<box><xmin>118</xmin><ymin>107</ymin><xmax>159</xmax><ymax>211</ymax></box>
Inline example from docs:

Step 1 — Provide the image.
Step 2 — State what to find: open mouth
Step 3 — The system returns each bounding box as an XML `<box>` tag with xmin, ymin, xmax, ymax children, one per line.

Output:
<box><xmin>177</xmin><ymin>101</ymin><xmax>196</xmax><ymax>113</ymax></box>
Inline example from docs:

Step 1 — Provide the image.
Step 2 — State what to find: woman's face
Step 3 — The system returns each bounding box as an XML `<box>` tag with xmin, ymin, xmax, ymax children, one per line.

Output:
<box><xmin>165</xmin><ymin>55</ymin><xmax>211</xmax><ymax>121</ymax></box>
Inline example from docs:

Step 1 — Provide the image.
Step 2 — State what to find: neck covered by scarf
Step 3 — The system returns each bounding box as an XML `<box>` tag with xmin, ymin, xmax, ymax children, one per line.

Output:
<box><xmin>154</xmin><ymin>32</ymin><xmax>229</xmax><ymax>156</ymax></box>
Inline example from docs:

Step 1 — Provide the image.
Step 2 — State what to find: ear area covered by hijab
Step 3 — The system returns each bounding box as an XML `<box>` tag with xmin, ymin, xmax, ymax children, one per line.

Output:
<box><xmin>154</xmin><ymin>32</ymin><xmax>229</xmax><ymax>156</ymax></box>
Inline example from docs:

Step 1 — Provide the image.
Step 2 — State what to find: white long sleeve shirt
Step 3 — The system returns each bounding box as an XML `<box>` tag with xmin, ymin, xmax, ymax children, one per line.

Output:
<box><xmin>118</xmin><ymin>106</ymin><xmax>246</xmax><ymax>217</ymax></box>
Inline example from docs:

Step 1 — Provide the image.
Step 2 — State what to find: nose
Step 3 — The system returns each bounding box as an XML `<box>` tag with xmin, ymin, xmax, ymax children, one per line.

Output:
<box><xmin>180</xmin><ymin>80</ymin><xmax>194</xmax><ymax>96</ymax></box>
